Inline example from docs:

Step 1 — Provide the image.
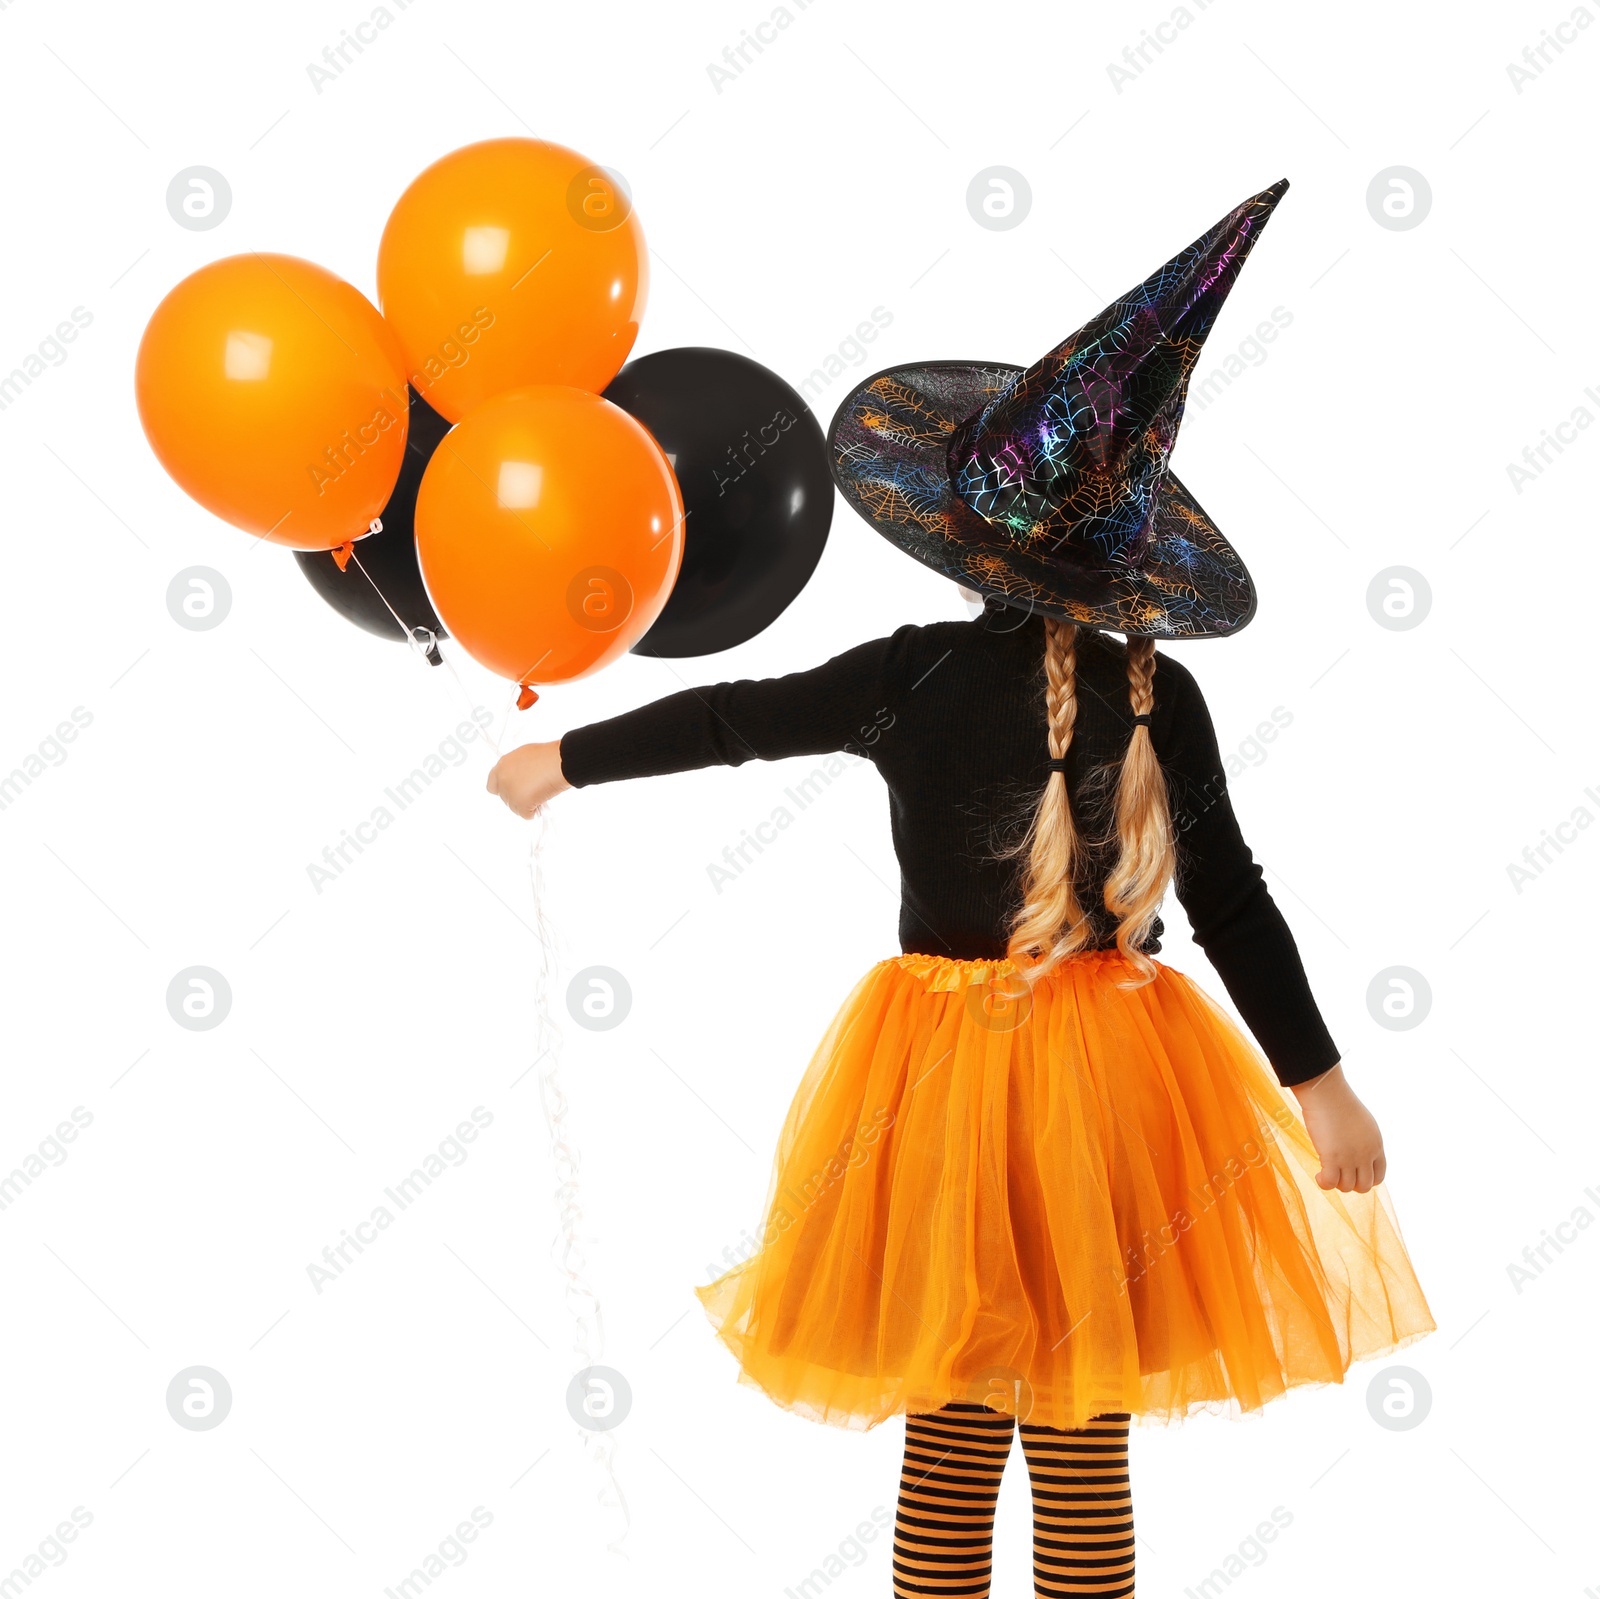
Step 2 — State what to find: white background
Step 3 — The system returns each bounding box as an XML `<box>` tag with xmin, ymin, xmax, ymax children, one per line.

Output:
<box><xmin>1</xmin><ymin>0</ymin><xmax>1596</xmax><ymax>1594</ymax></box>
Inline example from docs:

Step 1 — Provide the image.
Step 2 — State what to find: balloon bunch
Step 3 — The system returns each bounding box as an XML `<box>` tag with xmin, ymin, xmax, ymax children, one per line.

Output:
<box><xmin>133</xmin><ymin>138</ymin><xmax>839</xmax><ymax>1558</ymax></box>
<box><xmin>136</xmin><ymin>137</ymin><xmax>833</xmax><ymax>701</ymax></box>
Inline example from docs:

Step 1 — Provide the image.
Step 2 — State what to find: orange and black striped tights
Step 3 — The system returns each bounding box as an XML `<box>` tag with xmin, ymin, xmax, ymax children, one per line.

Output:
<box><xmin>893</xmin><ymin>1403</ymin><xmax>1134</xmax><ymax>1598</ymax></box>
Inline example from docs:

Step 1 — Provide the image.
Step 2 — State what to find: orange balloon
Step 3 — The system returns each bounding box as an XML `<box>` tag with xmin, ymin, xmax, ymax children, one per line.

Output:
<box><xmin>377</xmin><ymin>138</ymin><xmax>647</xmax><ymax>422</ymax></box>
<box><xmin>135</xmin><ymin>254</ymin><xmax>409</xmax><ymax>551</ymax></box>
<box><xmin>415</xmin><ymin>387</ymin><xmax>683</xmax><ymax>691</ymax></box>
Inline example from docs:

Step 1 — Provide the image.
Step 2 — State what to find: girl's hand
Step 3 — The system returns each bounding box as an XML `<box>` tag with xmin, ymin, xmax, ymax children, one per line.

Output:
<box><xmin>486</xmin><ymin>741</ymin><xmax>571</xmax><ymax>819</ymax></box>
<box><xmin>1290</xmin><ymin>1064</ymin><xmax>1387</xmax><ymax>1194</ymax></box>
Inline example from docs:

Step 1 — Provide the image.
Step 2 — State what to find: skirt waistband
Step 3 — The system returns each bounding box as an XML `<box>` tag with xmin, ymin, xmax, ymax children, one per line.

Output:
<box><xmin>886</xmin><ymin>948</ymin><xmax>1145</xmax><ymax>992</ymax></box>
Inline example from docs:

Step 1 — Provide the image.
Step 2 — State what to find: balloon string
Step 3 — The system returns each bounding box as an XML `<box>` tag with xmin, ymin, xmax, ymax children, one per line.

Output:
<box><xmin>440</xmin><ymin>649</ymin><xmax>505</xmax><ymax>760</ymax></box>
<box><xmin>344</xmin><ymin>541</ymin><xmax>623</xmax><ymax>1549</ymax></box>
<box><xmin>344</xmin><ymin>543</ymin><xmax>433</xmax><ymax>657</ymax></box>
<box><xmin>341</xmin><ymin>544</ymin><xmax>507</xmax><ymax>759</ymax></box>
<box><xmin>529</xmin><ymin>808</ymin><xmax>632</xmax><ymax>1556</ymax></box>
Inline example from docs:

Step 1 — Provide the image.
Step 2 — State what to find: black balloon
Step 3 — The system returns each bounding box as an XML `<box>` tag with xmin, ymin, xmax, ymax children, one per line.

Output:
<box><xmin>294</xmin><ymin>387</ymin><xmax>450</xmax><ymax>654</ymax></box>
<box><xmin>604</xmin><ymin>348</ymin><xmax>832</xmax><ymax>657</ymax></box>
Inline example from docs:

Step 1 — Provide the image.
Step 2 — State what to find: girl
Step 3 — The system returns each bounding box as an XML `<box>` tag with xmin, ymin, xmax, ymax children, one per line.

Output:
<box><xmin>488</xmin><ymin>179</ymin><xmax>1433</xmax><ymax>1597</ymax></box>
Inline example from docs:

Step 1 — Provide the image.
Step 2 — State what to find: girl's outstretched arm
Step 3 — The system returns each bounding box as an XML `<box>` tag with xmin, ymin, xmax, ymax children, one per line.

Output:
<box><xmin>486</xmin><ymin>626</ymin><xmax>916</xmax><ymax>819</ymax></box>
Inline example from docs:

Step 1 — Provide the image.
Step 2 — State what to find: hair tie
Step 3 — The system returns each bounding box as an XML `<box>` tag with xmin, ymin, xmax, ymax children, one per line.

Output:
<box><xmin>1046</xmin><ymin>756</ymin><xmax>1069</xmax><ymax>774</ymax></box>
<box><xmin>1131</xmin><ymin>713</ymin><xmax>1152</xmax><ymax>729</ymax></box>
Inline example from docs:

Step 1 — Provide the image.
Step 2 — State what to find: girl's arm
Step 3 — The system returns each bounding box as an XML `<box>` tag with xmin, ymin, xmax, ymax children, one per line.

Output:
<box><xmin>486</xmin><ymin>628</ymin><xmax>913</xmax><ymax>818</ymax></box>
<box><xmin>1155</xmin><ymin>657</ymin><xmax>1386</xmax><ymax>1194</ymax></box>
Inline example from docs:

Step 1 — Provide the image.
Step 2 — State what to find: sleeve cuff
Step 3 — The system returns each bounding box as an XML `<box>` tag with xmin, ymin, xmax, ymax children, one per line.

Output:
<box><xmin>557</xmin><ymin>731</ymin><xmax>600</xmax><ymax>789</ymax></box>
<box><xmin>1271</xmin><ymin>1036</ymin><xmax>1342</xmax><ymax>1088</ymax></box>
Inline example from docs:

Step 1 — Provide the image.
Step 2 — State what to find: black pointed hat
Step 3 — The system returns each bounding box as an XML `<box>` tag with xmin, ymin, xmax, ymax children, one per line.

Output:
<box><xmin>828</xmin><ymin>180</ymin><xmax>1288</xmax><ymax>637</ymax></box>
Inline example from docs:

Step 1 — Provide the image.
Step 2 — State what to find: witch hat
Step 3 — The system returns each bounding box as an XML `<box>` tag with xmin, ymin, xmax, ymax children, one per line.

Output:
<box><xmin>828</xmin><ymin>179</ymin><xmax>1288</xmax><ymax>637</ymax></box>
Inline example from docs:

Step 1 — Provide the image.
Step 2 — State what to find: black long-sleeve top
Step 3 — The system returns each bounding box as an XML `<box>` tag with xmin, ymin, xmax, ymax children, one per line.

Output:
<box><xmin>558</xmin><ymin>602</ymin><xmax>1340</xmax><ymax>1086</ymax></box>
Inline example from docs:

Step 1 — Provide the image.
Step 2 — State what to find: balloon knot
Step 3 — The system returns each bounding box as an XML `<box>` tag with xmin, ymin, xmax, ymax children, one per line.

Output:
<box><xmin>517</xmin><ymin>684</ymin><xmax>539</xmax><ymax>711</ymax></box>
<box><xmin>331</xmin><ymin>541</ymin><xmax>355</xmax><ymax>572</ymax></box>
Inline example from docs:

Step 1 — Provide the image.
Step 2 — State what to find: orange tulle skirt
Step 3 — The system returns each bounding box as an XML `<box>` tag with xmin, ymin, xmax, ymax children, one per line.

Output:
<box><xmin>695</xmin><ymin>951</ymin><xmax>1434</xmax><ymax>1432</ymax></box>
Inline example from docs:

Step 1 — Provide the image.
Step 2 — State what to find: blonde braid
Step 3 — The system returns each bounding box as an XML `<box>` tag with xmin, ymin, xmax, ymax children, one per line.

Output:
<box><xmin>1103</xmin><ymin>635</ymin><xmax>1175</xmax><ymax>984</ymax></box>
<box><xmin>1006</xmin><ymin>619</ymin><xmax>1094</xmax><ymax>979</ymax></box>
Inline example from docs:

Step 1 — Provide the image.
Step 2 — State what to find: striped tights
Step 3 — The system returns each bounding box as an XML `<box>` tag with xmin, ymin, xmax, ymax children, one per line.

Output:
<box><xmin>892</xmin><ymin>1402</ymin><xmax>1134</xmax><ymax>1598</ymax></box>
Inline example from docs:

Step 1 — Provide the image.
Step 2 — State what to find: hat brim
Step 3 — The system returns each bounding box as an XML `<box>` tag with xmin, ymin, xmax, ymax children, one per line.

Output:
<box><xmin>828</xmin><ymin>361</ymin><xmax>1257</xmax><ymax>639</ymax></box>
